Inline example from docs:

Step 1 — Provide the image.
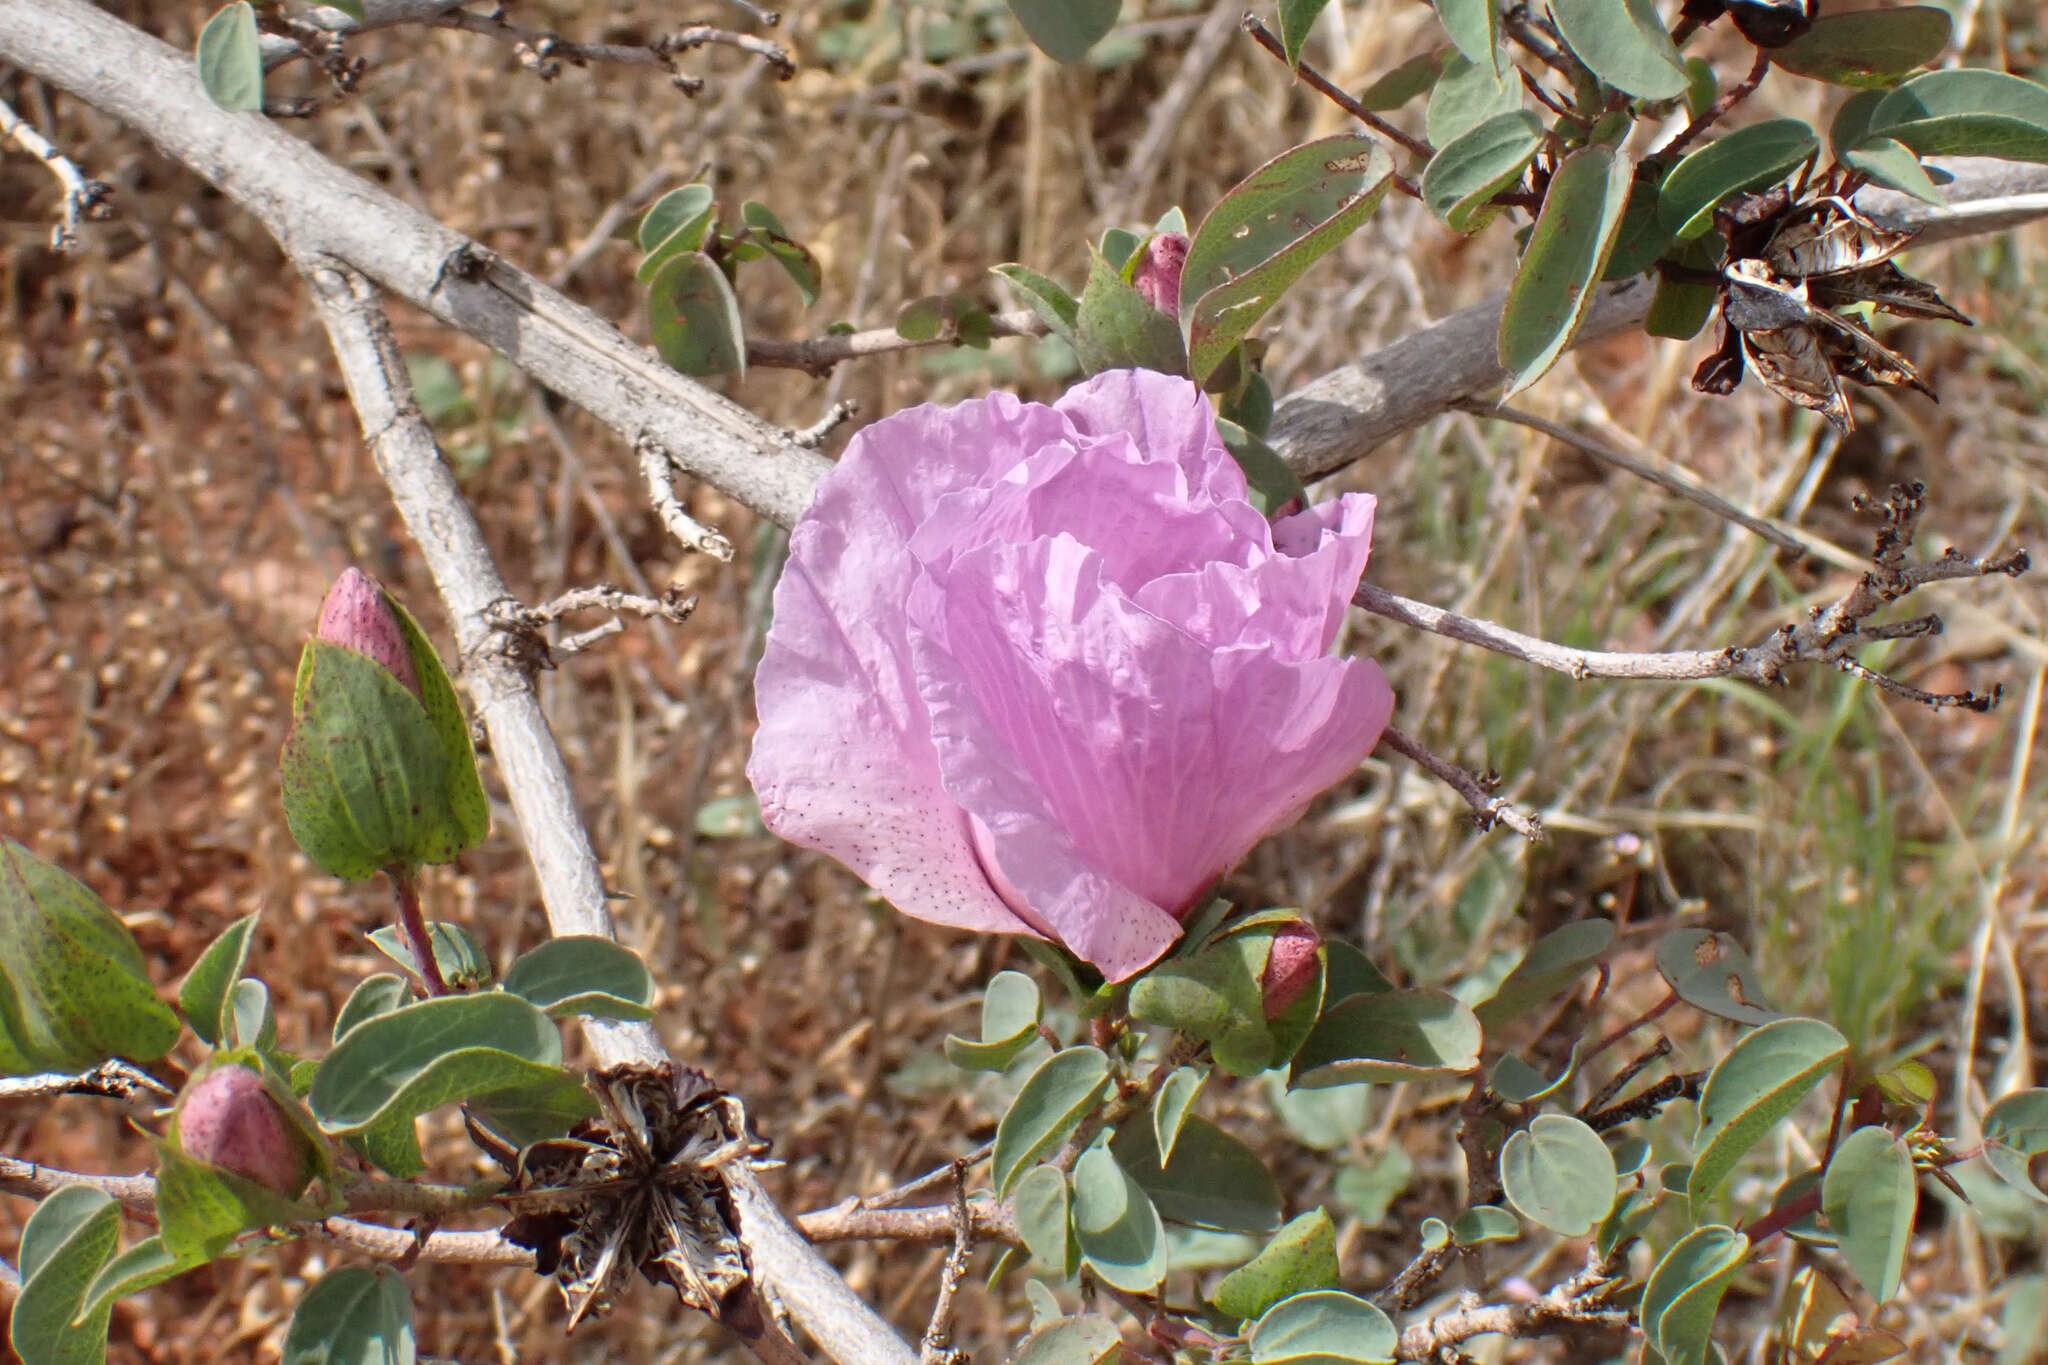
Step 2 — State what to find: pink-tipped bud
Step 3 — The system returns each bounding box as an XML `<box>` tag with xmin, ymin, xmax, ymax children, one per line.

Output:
<box><xmin>1132</xmin><ymin>233</ymin><xmax>1189</xmax><ymax>321</ymax></box>
<box><xmin>1261</xmin><ymin>920</ymin><xmax>1321</xmax><ymax>1021</ymax></box>
<box><xmin>178</xmin><ymin>1065</ymin><xmax>311</xmax><ymax>1197</ymax></box>
<box><xmin>317</xmin><ymin>568</ymin><xmax>421</xmax><ymax>700</ymax></box>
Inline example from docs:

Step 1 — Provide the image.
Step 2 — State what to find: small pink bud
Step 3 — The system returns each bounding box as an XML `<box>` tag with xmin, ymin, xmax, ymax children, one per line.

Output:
<box><xmin>1132</xmin><ymin>233</ymin><xmax>1189</xmax><ymax>321</ymax></box>
<box><xmin>317</xmin><ymin>568</ymin><xmax>421</xmax><ymax>700</ymax></box>
<box><xmin>1260</xmin><ymin>921</ymin><xmax>1321</xmax><ymax>1021</ymax></box>
<box><xmin>178</xmin><ymin>1065</ymin><xmax>311</xmax><ymax>1196</ymax></box>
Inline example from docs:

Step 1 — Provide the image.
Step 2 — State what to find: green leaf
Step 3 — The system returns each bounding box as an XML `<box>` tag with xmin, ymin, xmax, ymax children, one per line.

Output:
<box><xmin>993</xmin><ymin>1047</ymin><xmax>1112</xmax><ymax>1197</ymax></box>
<box><xmin>1843</xmin><ymin>137</ymin><xmax>1946</xmax><ymax>205</ymax></box>
<box><xmin>1474</xmin><ymin>919</ymin><xmax>1613</xmax><ymax>1029</ymax></box>
<box><xmin>196</xmin><ymin>3</ymin><xmax>263</xmax><ymax>113</ymax></box>
<box><xmin>367</xmin><ymin>922</ymin><xmax>491</xmax><ymax>992</ymax></box>
<box><xmin>1273</xmin><ymin>1078</ymin><xmax>1371</xmax><ymax>1151</ymax></box>
<box><xmin>1981</xmin><ymin>1088</ymin><xmax>2048</xmax><ymax>1203</ymax></box>
<box><xmin>1867</xmin><ymin>68</ymin><xmax>2048</xmax><ymax>162</ymax></box>
<box><xmin>1430</xmin><ymin>0</ymin><xmax>1498</xmax><ymax>78</ymax></box>
<box><xmin>1128</xmin><ymin>924</ymin><xmax>1319</xmax><ymax>1077</ymax></box>
<box><xmin>1110</xmin><ymin>1114</ymin><xmax>1281</xmax><ymax>1233</ymax></box>
<box><xmin>1596</xmin><ymin>1185</ymin><xmax>1655</xmax><ymax>1261</ymax></box>
<box><xmin>1214</xmin><ymin>419</ymin><xmax>1307</xmax><ymax>518</ymax></box>
<box><xmin>637</xmin><ymin>184</ymin><xmax>717</xmax><ymax>283</ymax></box>
<box><xmin>308</xmin><ymin>992</ymin><xmax>567</xmax><ymax>1135</ymax></box>
<box><xmin>1830</xmin><ymin>88</ymin><xmax>1888</xmax><ymax>159</ymax></box>
<box><xmin>1070</xmin><ymin>1146</ymin><xmax>1166</xmax><ymax>1293</ymax></box>
<box><xmin>1012</xmin><ymin>1164</ymin><xmax>1076</xmax><ymax>1277</ymax></box>
<box><xmin>1550</xmin><ymin>0</ymin><xmax>1688</xmax><ymax>100</ymax></box>
<box><xmin>281</xmin><ymin>1266</ymin><xmax>416</xmax><ymax>1365</ymax></box>
<box><xmin>154</xmin><ymin>1149</ymin><xmax>300</xmax><ymax>1263</ymax></box>
<box><xmin>76</xmin><ymin>1236</ymin><xmax>207</xmax><ymax>1323</ymax></box>
<box><xmin>1422</xmin><ymin>111</ymin><xmax>1544</xmax><ymax>233</ymax></box>
<box><xmin>740</xmin><ymin>201</ymin><xmax>823</xmax><ymax>306</ymax></box>
<box><xmin>1656</xmin><ymin>119</ymin><xmax>1820</xmax><ymax>240</ymax></box>
<box><xmin>1151</xmin><ymin>1066</ymin><xmax>1205</xmax><ymax>1166</ymax></box>
<box><xmin>1004</xmin><ymin>0</ymin><xmax>1118</xmax><ymax>63</ymax></box>
<box><xmin>1645</xmin><ymin>273</ymin><xmax>1718</xmax><ymax>340</ymax></box>
<box><xmin>334</xmin><ymin>974</ymin><xmax>411</xmax><ymax>1044</ymax></box>
<box><xmin>1357</xmin><ymin>48</ymin><xmax>1447</xmax><ymax>112</ymax></box>
<box><xmin>1449</xmin><ymin>1203</ymin><xmax>1519</xmax><ymax>1245</ymax></box>
<box><xmin>1321</xmin><ymin>940</ymin><xmax>1394</xmax><ymax>1005</ymax></box>
<box><xmin>993</xmin><ymin>263</ymin><xmax>1081</xmax><ymax>345</ymax></box>
<box><xmin>1500</xmin><ymin>1113</ymin><xmax>1616</xmax><ymax>1236</ymax></box>
<box><xmin>1424</xmin><ymin>48</ymin><xmax>1519</xmax><ymax>147</ymax></box>
<box><xmin>1074</xmin><ymin>249</ymin><xmax>1187</xmax><ymax>376</ymax></box>
<box><xmin>1276</xmin><ymin>0</ymin><xmax>1330</xmax><ymax>67</ymax></box>
<box><xmin>464</xmin><ymin>1068</ymin><xmax>600</xmax><ymax>1148</ymax></box>
<box><xmin>1211</xmin><ymin>1209</ymin><xmax>1338</xmax><ymax>1321</ymax></box>
<box><xmin>1289</xmin><ymin>988</ymin><xmax>1482</xmax><ymax>1087</ymax></box>
<box><xmin>0</xmin><ymin>840</ymin><xmax>181</xmax><ymax>1075</ymax></box>
<box><xmin>1640</xmin><ymin>1225</ymin><xmax>1747</xmax><ymax>1365</ymax></box>
<box><xmin>1768</xmin><ymin>7</ymin><xmax>1950</xmax><ymax>88</ymax></box>
<box><xmin>946</xmin><ymin>970</ymin><xmax>1044</xmax><ymax>1073</ymax></box>
<box><xmin>1248</xmin><ymin>1289</ymin><xmax>1397</xmax><ymax>1363</ymax></box>
<box><xmin>1180</xmin><ymin>135</ymin><xmax>1393</xmax><ymax>383</ymax></box>
<box><xmin>1602</xmin><ymin>176</ymin><xmax>1671</xmax><ymax>280</ymax></box>
<box><xmin>179</xmin><ymin>912</ymin><xmax>259</xmax><ymax>1048</ymax></box>
<box><xmin>1498</xmin><ymin>144</ymin><xmax>1636</xmax><ymax>397</ymax></box>
<box><xmin>1487</xmin><ymin>1051</ymin><xmax>1574</xmax><ymax>1103</ymax></box>
<box><xmin>501</xmin><ymin>936</ymin><xmax>654</xmax><ymax>1021</ymax></box>
<box><xmin>1655</xmin><ymin>928</ymin><xmax>1780</xmax><ymax>1026</ymax></box>
<box><xmin>226</xmin><ymin>978</ymin><xmax>276</xmax><ymax>1053</ymax></box>
<box><xmin>893</xmin><ymin>297</ymin><xmax>941</xmax><ymax>343</ymax></box>
<box><xmin>11</xmin><ymin>1185</ymin><xmax>119</xmax><ymax>1365</ymax></box>
<box><xmin>1011</xmin><ymin>1315</ymin><xmax>1122</xmax><ymax>1365</ymax></box>
<box><xmin>381</xmin><ymin>593</ymin><xmax>488</xmax><ymax>864</ymax></box>
<box><xmin>1822</xmin><ymin>1126</ymin><xmax>1916</xmax><ymax>1303</ymax></box>
<box><xmin>1688</xmin><ymin>1016</ymin><xmax>1848</xmax><ymax>1207</ymax></box>
<box><xmin>647</xmin><ymin>251</ymin><xmax>745</xmax><ymax>377</ymax></box>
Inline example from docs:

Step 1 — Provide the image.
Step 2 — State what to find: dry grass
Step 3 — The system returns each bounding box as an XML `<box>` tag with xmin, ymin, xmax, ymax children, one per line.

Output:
<box><xmin>2</xmin><ymin>0</ymin><xmax>2046</xmax><ymax>1360</ymax></box>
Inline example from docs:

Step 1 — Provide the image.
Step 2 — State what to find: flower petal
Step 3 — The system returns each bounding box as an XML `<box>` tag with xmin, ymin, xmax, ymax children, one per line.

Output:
<box><xmin>1053</xmin><ymin>369</ymin><xmax>1245</xmax><ymax>506</ymax></box>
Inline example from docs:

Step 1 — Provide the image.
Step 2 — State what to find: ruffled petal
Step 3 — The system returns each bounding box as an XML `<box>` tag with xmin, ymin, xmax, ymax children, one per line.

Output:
<box><xmin>1053</xmin><ymin>369</ymin><xmax>1246</xmax><ymax>506</ymax></box>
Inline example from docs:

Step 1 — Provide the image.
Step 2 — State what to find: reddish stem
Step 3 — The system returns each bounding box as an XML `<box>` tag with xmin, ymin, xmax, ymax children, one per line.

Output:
<box><xmin>388</xmin><ymin>864</ymin><xmax>450</xmax><ymax>996</ymax></box>
<box><xmin>1742</xmin><ymin>1187</ymin><xmax>1822</xmax><ymax>1248</ymax></box>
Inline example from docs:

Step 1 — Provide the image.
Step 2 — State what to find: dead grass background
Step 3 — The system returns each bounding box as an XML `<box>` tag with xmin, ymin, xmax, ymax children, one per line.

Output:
<box><xmin>2</xmin><ymin>0</ymin><xmax>2046</xmax><ymax>1360</ymax></box>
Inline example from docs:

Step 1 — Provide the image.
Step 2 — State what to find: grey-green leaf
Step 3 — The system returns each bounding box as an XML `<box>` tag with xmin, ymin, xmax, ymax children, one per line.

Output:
<box><xmin>993</xmin><ymin>263</ymin><xmax>1081</xmax><ymax>345</ymax></box>
<box><xmin>1277</xmin><ymin>0</ymin><xmax>1332</xmax><ymax>68</ymax></box>
<box><xmin>1005</xmin><ymin>0</ymin><xmax>1119</xmax><ymax>64</ymax></box>
<box><xmin>179</xmin><ymin>912</ymin><xmax>259</xmax><ymax>1048</ymax></box>
<box><xmin>1010</xmin><ymin>1314</ymin><xmax>1122</xmax><ymax>1365</ymax></box>
<box><xmin>993</xmin><ymin>1047</ymin><xmax>1112</xmax><ymax>1197</ymax></box>
<box><xmin>334</xmin><ymin>974</ymin><xmax>411</xmax><ymax>1044</ymax></box>
<box><xmin>1012</xmin><ymin>1164</ymin><xmax>1076</xmax><ymax>1277</ymax></box>
<box><xmin>281</xmin><ymin>1266</ymin><xmax>416</xmax><ymax>1365</ymax></box>
<box><xmin>1290</xmin><ymin>988</ymin><xmax>1482</xmax><ymax>1088</ymax></box>
<box><xmin>1110</xmin><ymin>1115</ymin><xmax>1281</xmax><ymax>1234</ymax></box>
<box><xmin>647</xmin><ymin>251</ymin><xmax>745</xmax><ymax>377</ymax></box>
<box><xmin>196</xmin><ymin>3</ymin><xmax>263</xmax><ymax>113</ymax></box>
<box><xmin>1981</xmin><ymin>1088</ymin><xmax>2048</xmax><ymax>1204</ymax></box>
<box><xmin>1500</xmin><ymin>1113</ymin><xmax>1616</xmax><ymax>1236</ymax></box>
<box><xmin>367</xmin><ymin>921</ymin><xmax>491</xmax><ymax>992</ymax></box>
<box><xmin>1151</xmin><ymin>1066</ymin><xmax>1204</xmax><ymax>1166</ymax></box>
<box><xmin>1248</xmin><ymin>1289</ymin><xmax>1397</xmax><ymax>1363</ymax></box>
<box><xmin>1768</xmin><ymin>6</ymin><xmax>1951</xmax><ymax>88</ymax></box>
<box><xmin>1474</xmin><ymin>918</ymin><xmax>1614</xmax><ymax>1029</ymax></box>
<box><xmin>1640</xmin><ymin>1225</ymin><xmax>1747</xmax><ymax>1365</ymax></box>
<box><xmin>502</xmin><ymin>936</ymin><xmax>655</xmax><ymax>1021</ymax></box>
<box><xmin>1821</xmin><ymin>1126</ymin><xmax>1916</xmax><ymax>1303</ymax></box>
<box><xmin>12</xmin><ymin>1185</ymin><xmax>119</xmax><ymax>1365</ymax></box>
<box><xmin>308</xmin><ymin>992</ymin><xmax>567</xmax><ymax>1135</ymax></box>
<box><xmin>1071</xmin><ymin>1146</ymin><xmax>1167</xmax><ymax>1294</ymax></box>
<box><xmin>1430</xmin><ymin>0</ymin><xmax>1499</xmax><ymax>79</ymax></box>
<box><xmin>1074</xmin><ymin>249</ymin><xmax>1187</xmax><ymax>376</ymax></box>
<box><xmin>1688</xmin><ymin>1016</ymin><xmax>1847</xmax><ymax>1207</ymax></box>
<box><xmin>1499</xmin><ymin>144</ymin><xmax>1636</xmax><ymax>397</ymax></box>
<box><xmin>1867</xmin><ymin>68</ymin><xmax>2048</xmax><ymax>163</ymax></box>
<box><xmin>1422</xmin><ymin>111</ymin><xmax>1544</xmax><ymax>232</ymax></box>
<box><xmin>1656</xmin><ymin>119</ymin><xmax>1821</xmax><ymax>240</ymax></box>
<box><xmin>1425</xmin><ymin>49</ymin><xmax>1521</xmax><ymax>151</ymax></box>
<box><xmin>1843</xmin><ymin>137</ymin><xmax>1946</xmax><ymax>206</ymax></box>
<box><xmin>1654</xmin><ymin>928</ymin><xmax>1779</xmax><ymax>1025</ymax></box>
<box><xmin>1449</xmin><ymin>1204</ymin><xmax>1519</xmax><ymax>1245</ymax></box>
<box><xmin>1550</xmin><ymin>0</ymin><xmax>1689</xmax><ymax>100</ymax></box>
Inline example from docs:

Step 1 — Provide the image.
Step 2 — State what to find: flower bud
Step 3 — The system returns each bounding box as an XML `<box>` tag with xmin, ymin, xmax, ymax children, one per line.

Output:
<box><xmin>178</xmin><ymin>1065</ymin><xmax>312</xmax><ymax>1197</ymax></box>
<box><xmin>316</xmin><ymin>567</ymin><xmax>421</xmax><ymax>700</ymax></box>
<box><xmin>1131</xmin><ymin>233</ymin><xmax>1189</xmax><ymax>321</ymax></box>
<box><xmin>1260</xmin><ymin>920</ymin><xmax>1321</xmax><ymax>1021</ymax></box>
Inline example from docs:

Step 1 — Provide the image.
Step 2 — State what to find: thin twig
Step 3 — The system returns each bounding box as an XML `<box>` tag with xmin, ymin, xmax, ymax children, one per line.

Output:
<box><xmin>1239</xmin><ymin>15</ymin><xmax>1434</xmax><ymax>173</ymax></box>
<box><xmin>1376</xmin><ymin>723</ymin><xmax>1543</xmax><ymax>839</ymax></box>
<box><xmin>639</xmin><ymin>439</ymin><xmax>737</xmax><ymax>561</ymax></box>
<box><xmin>796</xmin><ymin>1196</ymin><xmax>1018</xmax><ymax>1246</ymax></box>
<box><xmin>1458</xmin><ymin>401</ymin><xmax>1807</xmax><ymax>555</ymax></box>
<box><xmin>747</xmin><ymin>311</ymin><xmax>1045</xmax><ymax>376</ymax></box>
<box><xmin>917</xmin><ymin>1166</ymin><xmax>974</xmax><ymax>1365</ymax></box>
<box><xmin>788</xmin><ymin>401</ymin><xmax>860</xmax><ymax>449</ymax></box>
<box><xmin>0</xmin><ymin>1060</ymin><xmax>172</xmax><ymax>1104</ymax></box>
<box><xmin>0</xmin><ymin>92</ymin><xmax>111</xmax><ymax>250</ymax></box>
<box><xmin>1395</xmin><ymin>1250</ymin><xmax>1627</xmax><ymax>1360</ymax></box>
<box><xmin>432</xmin><ymin>9</ymin><xmax>794</xmax><ymax>85</ymax></box>
<box><xmin>1649</xmin><ymin>46</ymin><xmax>1771</xmax><ymax>166</ymax></box>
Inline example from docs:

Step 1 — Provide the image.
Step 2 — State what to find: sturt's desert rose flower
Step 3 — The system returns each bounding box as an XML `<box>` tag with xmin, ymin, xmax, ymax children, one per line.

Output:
<box><xmin>748</xmin><ymin>370</ymin><xmax>1393</xmax><ymax>980</ymax></box>
<box><xmin>1131</xmin><ymin>232</ymin><xmax>1189</xmax><ymax>320</ymax></box>
<box><xmin>178</xmin><ymin>1065</ymin><xmax>313</xmax><ymax>1197</ymax></box>
<box><xmin>316</xmin><ymin>567</ymin><xmax>421</xmax><ymax>700</ymax></box>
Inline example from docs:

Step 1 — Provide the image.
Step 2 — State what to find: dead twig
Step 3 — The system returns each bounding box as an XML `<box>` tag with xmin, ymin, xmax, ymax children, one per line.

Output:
<box><xmin>0</xmin><ymin>92</ymin><xmax>111</xmax><ymax>250</ymax></box>
<box><xmin>1376</xmin><ymin>724</ymin><xmax>1544</xmax><ymax>839</ymax></box>
<box><xmin>916</xmin><ymin>1166</ymin><xmax>974</xmax><ymax>1365</ymax></box>
<box><xmin>748</xmin><ymin>311</ymin><xmax>1045</xmax><ymax>377</ymax></box>
<box><xmin>1238</xmin><ymin>15</ymin><xmax>1433</xmax><ymax>175</ymax></box>
<box><xmin>639</xmin><ymin>439</ymin><xmax>737</xmax><ymax>561</ymax></box>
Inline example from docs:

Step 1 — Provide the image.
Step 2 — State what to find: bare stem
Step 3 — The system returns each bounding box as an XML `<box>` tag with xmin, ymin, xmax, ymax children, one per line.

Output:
<box><xmin>1238</xmin><ymin>14</ymin><xmax>1434</xmax><ymax>172</ymax></box>
<box><xmin>388</xmin><ymin>864</ymin><xmax>451</xmax><ymax>996</ymax></box>
<box><xmin>0</xmin><ymin>92</ymin><xmax>111</xmax><ymax>250</ymax></box>
<box><xmin>1377</xmin><ymin>723</ymin><xmax>1543</xmax><ymax>838</ymax></box>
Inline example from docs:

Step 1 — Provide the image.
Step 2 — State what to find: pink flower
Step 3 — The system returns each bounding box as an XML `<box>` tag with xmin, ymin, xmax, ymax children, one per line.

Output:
<box><xmin>748</xmin><ymin>370</ymin><xmax>1393</xmax><ymax>980</ymax></box>
<box><xmin>178</xmin><ymin>1065</ymin><xmax>313</xmax><ymax>1197</ymax></box>
<box><xmin>1132</xmin><ymin>233</ymin><xmax>1189</xmax><ymax>321</ymax></box>
<box><xmin>1261</xmin><ymin>920</ymin><xmax>1321</xmax><ymax>1020</ymax></box>
<box><xmin>316</xmin><ymin>567</ymin><xmax>421</xmax><ymax>700</ymax></box>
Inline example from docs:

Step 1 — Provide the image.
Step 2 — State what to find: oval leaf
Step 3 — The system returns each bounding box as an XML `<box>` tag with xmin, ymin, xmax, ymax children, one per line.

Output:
<box><xmin>1843</xmin><ymin>137</ymin><xmax>1946</xmax><ymax>206</ymax></box>
<box><xmin>1110</xmin><ymin>1114</ymin><xmax>1281</xmax><ymax>1233</ymax></box>
<box><xmin>501</xmin><ymin>936</ymin><xmax>654</xmax><ymax>1021</ymax></box>
<box><xmin>1151</xmin><ymin>1066</ymin><xmax>1205</xmax><ymax>1166</ymax></box>
<box><xmin>308</xmin><ymin>992</ymin><xmax>565</xmax><ymax>1135</ymax></box>
<box><xmin>1500</xmin><ymin>1113</ymin><xmax>1616</xmax><ymax>1236</ymax></box>
<box><xmin>1449</xmin><ymin>1203</ymin><xmax>1519</xmax><ymax>1245</ymax></box>
<box><xmin>1822</xmin><ymin>1126</ymin><xmax>1916</xmax><ymax>1303</ymax></box>
<box><xmin>1689</xmin><ymin>1016</ymin><xmax>1848</xmax><ymax>1207</ymax></box>
<box><xmin>1769</xmin><ymin>7</ymin><xmax>1951</xmax><ymax>88</ymax></box>
<box><xmin>1656</xmin><ymin>119</ymin><xmax>1821</xmax><ymax>240</ymax></box>
<box><xmin>196</xmin><ymin>2</ymin><xmax>263</xmax><ymax>113</ymax></box>
<box><xmin>1012</xmin><ymin>1164</ymin><xmax>1076</xmax><ymax>1276</ymax></box>
<box><xmin>0</xmin><ymin>840</ymin><xmax>180</xmax><ymax>1075</ymax></box>
<box><xmin>1475</xmin><ymin>918</ymin><xmax>1614</xmax><ymax>1029</ymax></box>
<box><xmin>993</xmin><ymin>1047</ymin><xmax>1112</xmax><ymax>1197</ymax></box>
<box><xmin>11</xmin><ymin>1185</ymin><xmax>120</xmax><ymax>1365</ymax></box>
<box><xmin>1551</xmin><ymin>0</ymin><xmax>1689</xmax><ymax>100</ymax></box>
<box><xmin>1005</xmin><ymin>0</ymin><xmax>1118</xmax><ymax>64</ymax></box>
<box><xmin>1422</xmin><ymin>111</ymin><xmax>1544</xmax><ymax>232</ymax></box>
<box><xmin>1290</xmin><ymin>988</ymin><xmax>1482</xmax><ymax>1088</ymax></box>
<box><xmin>334</xmin><ymin>973</ymin><xmax>411</xmax><ymax>1044</ymax></box>
<box><xmin>647</xmin><ymin>251</ymin><xmax>746</xmax><ymax>377</ymax></box>
<box><xmin>1431</xmin><ymin>0</ymin><xmax>1499</xmax><ymax>78</ymax></box>
<box><xmin>1180</xmin><ymin>135</ymin><xmax>1394</xmax><ymax>383</ymax></box>
<box><xmin>1425</xmin><ymin>48</ymin><xmax>1520</xmax><ymax>147</ymax></box>
<box><xmin>1981</xmin><ymin>1088</ymin><xmax>2048</xmax><ymax>1204</ymax></box>
<box><xmin>1655</xmin><ymin>927</ymin><xmax>1780</xmax><ymax>1025</ymax></box>
<box><xmin>1011</xmin><ymin>1314</ymin><xmax>1122</xmax><ymax>1365</ymax></box>
<box><xmin>1498</xmin><ymin>144</ymin><xmax>1635</xmax><ymax>396</ymax></box>
<box><xmin>282</xmin><ymin>1266</ymin><xmax>416</xmax><ymax>1365</ymax></box>
<box><xmin>1868</xmin><ymin>68</ymin><xmax>2048</xmax><ymax>163</ymax></box>
<box><xmin>1641</xmin><ymin>1224</ymin><xmax>1747</xmax><ymax>1365</ymax></box>
<box><xmin>1248</xmin><ymin>1289</ymin><xmax>1397</xmax><ymax>1364</ymax></box>
<box><xmin>1071</xmin><ymin>1145</ymin><xmax>1167</xmax><ymax>1293</ymax></box>
<box><xmin>1211</xmin><ymin>1209</ymin><xmax>1339</xmax><ymax>1321</ymax></box>
<box><xmin>178</xmin><ymin>912</ymin><xmax>258</xmax><ymax>1048</ymax></box>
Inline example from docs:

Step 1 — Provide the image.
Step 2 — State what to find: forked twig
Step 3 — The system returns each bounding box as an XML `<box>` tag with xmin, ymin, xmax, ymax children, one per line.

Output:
<box><xmin>1377</xmin><ymin>724</ymin><xmax>1544</xmax><ymax>839</ymax></box>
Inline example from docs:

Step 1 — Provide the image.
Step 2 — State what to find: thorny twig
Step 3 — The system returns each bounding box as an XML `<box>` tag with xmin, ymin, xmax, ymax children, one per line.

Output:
<box><xmin>0</xmin><ymin>93</ymin><xmax>112</xmax><ymax>250</ymax></box>
<box><xmin>481</xmin><ymin>584</ymin><xmax>697</xmax><ymax>665</ymax></box>
<box><xmin>1357</xmin><ymin>484</ymin><xmax>2027</xmax><ymax>704</ymax></box>
<box><xmin>1578</xmin><ymin>1037</ymin><xmax>1673</xmax><ymax>1118</ymax></box>
<box><xmin>1582</xmin><ymin>1071</ymin><xmax>1704</xmax><ymax>1133</ymax></box>
<box><xmin>1377</xmin><ymin>724</ymin><xmax>1544</xmax><ymax>839</ymax></box>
